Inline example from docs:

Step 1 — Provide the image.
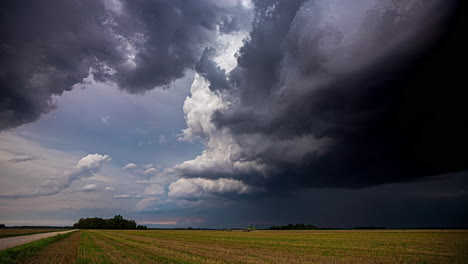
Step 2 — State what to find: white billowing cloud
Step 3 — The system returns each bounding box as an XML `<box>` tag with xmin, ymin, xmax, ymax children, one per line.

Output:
<box><xmin>101</xmin><ymin>115</ymin><xmax>110</xmax><ymax>124</ymax></box>
<box><xmin>176</xmin><ymin>74</ymin><xmax>269</xmax><ymax>177</ymax></box>
<box><xmin>214</xmin><ymin>30</ymin><xmax>251</xmax><ymax>72</ymax></box>
<box><xmin>113</xmin><ymin>194</ymin><xmax>133</xmax><ymax>198</ymax></box>
<box><xmin>143</xmin><ymin>168</ymin><xmax>158</xmax><ymax>175</ymax></box>
<box><xmin>75</xmin><ymin>154</ymin><xmax>111</xmax><ymax>172</ymax></box>
<box><xmin>174</xmin><ymin>73</ymin><xmax>331</xmax><ymax>179</ymax></box>
<box><xmin>0</xmin><ymin>153</ymin><xmax>111</xmax><ymax>198</ymax></box>
<box><xmin>217</xmin><ymin>0</ymin><xmax>253</xmax><ymax>8</ymax></box>
<box><xmin>133</xmin><ymin>184</ymin><xmax>166</xmax><ymax>211</ymax></box>
<box><xmin>142</xmin><ymin>22</ymin><xmax>329</xmax><ymax>202</ymax></box>
<box><xmin>144</xmin><ymin>184</ymin><xmax>165</xmax><ymax>196</ymax></box>
<box><xmin>159</xmin><ymin>135</ymin><xmax>166</xmax><ymax>144</ymax></box>
<box><xmin>179</xmin><ymin>74</ymin><xmax>227</xmax><ymax>142</ymax></box>
<box><xmin>165</xmin><ymin>4</ymin><xmax>335</xmax><ymax>181</ymax></box>
<box><xmin>142</xmin><ymin>164</ymin><xmax>154</xmax><ymax>169</ymax></box>
<box><xmin>135</xmin><ymin>197</ymin><xmax>160</xmax><ymax>211</ymax></box>
<box><xmin>168</xmin><ymin>178</ymin><xmax>251</xmax><ymax>200</ymax></box>
<box><xmin>122</xmin><ymin>163</ymin><xmax>137</xmax><ymax>170</ymax></box>
<box><xmin>105</xmin><ymin>186</ymin><xmax>115</xmax><ymax>191</ymax></box>
<box><xmin>82</xmin><ymin>184</ymin><xmax>98</xmax><ymax>192</ymax></box>
<box><xmin>103</xmin><ymin>0</ymin><xmax>123</xmax><ymax>15</ymax></box>
<box><xmin>135</xmin><ymin>180</ymin><xmax>151</xmax><ymax>184</ymax></box>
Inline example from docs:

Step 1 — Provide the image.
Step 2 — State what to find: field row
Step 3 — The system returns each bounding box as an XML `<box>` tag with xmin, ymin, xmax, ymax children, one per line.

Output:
<box><xmin>6</xmin><ymin>230</ymin><xmax>468</xmax><ymax>264</ymax></box>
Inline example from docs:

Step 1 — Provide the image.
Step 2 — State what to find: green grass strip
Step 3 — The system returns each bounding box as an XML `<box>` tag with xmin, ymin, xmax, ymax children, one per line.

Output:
<box><xmin>0</xmin><ymin>231</ymin><xmax>77</xmax><ymax>264</ymax></box>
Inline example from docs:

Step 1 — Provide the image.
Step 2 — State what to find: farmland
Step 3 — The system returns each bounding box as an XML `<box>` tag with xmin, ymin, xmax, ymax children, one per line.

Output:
<box><xmin>2</xmin><ymin>229</ymin><xmax>468</xmax><ymax>264</ymax></box>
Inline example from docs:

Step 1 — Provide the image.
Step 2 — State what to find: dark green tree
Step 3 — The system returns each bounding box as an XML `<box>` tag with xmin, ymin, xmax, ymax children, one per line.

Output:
<box><xmin>73</xmin><ymin>215</ymin><xmax>144</xmax><ymax>229</ymax></box>
<box><xmin>269</xmin><ymin>224</ymin><xmax>317</xmax><ymax>230</ymax></box>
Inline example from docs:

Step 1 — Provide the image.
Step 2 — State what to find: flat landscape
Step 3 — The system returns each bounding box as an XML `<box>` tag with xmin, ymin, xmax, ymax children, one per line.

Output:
<box><xmin>1</xmin><ymin>229</ymin><xmax>467</xmax><ymax>264</ymax></box>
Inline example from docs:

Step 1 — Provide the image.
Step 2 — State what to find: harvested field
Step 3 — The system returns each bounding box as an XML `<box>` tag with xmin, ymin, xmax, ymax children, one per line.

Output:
<box><xmin>0</xmin><ymin>229</ymin><xmax>66</xmax><ymax>239</ymax></box>
<box><xmin>71</xmin><ymin>229</ymin><xmax>468</xmax><ymax>263</ymax></box>
<box><xmin>2</xmin><ymin>230</ymin><xmax>467</xmax><ymax>263</ymax></box>
<box><xmin>18</xmin><ymin>231</ymin><xmax>81</xmax><ymax>264</ymax></box>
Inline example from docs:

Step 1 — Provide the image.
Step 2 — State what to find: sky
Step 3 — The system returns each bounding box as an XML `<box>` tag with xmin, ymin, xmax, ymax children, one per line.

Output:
<box><xmin>0</xmin><ymin>0</ymin><xmax>467</xmax><ymax>228</ymax></box>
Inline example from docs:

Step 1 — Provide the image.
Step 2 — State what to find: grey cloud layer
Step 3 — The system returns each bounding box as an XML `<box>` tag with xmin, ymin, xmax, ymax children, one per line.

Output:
<box><xmin>0</xmin><ymin>0</ymin><xmax>250</xmax><ymax>130</ymax></box>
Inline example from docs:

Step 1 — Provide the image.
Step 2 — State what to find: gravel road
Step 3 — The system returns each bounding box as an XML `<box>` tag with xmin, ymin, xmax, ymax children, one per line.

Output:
<box><xmin>0</xmin><ymin>230</ymin><xmax>78</xmax><ymax>251</ymax></box>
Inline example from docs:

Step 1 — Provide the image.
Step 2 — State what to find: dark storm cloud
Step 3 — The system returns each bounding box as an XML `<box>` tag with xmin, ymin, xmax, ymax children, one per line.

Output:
<box><xmin>195</xmin><ymin>48</ymin><xmax>232</xmax><ymax>91</ymax></box>
<box><xmin>0</xmin><ymin>0</ymin><xmax>249</xmax><ymax>130</ymax></box>
<box><xmin>1</xmin><ymin>0</ymin><xmax>465</xmax><ymax>193</ymax></box>
<box><xmin>0</xmin><ymin>0</ymin><xmax>113</xmax><ymax>130</ymax></box>
<box><xmin>229</xmin><ymin>0</ymin><xmax>306</xmax><ymax>103</ymax></box>
<box><xmin>111</xmin><ymin>0</ymin><xmax>247</xmax><ymax>93</ymax></box>
<box><xmin>205</xmin><ymin>0</ymin><xmax>467</xmax><ymax>190</ymax></box>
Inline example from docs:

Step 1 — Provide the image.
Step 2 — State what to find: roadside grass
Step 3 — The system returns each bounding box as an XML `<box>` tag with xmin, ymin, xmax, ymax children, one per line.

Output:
<box><xmin>0</xmin><ymin>230</ymin><xmax>77</xmax><ymax>264</ymax></box>
<box><xmin>0</xmin><ymin>229</ymin><xmax>67</xmax><ymax>239</ymax></box>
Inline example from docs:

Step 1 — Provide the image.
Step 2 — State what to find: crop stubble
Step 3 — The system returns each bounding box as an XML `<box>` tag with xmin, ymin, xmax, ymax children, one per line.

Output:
<box><xmin>4</xmin><ymin>229</ymin><xmax>467</xmax><ymax>264</ymax></box>
<box><xmin>74</xmin><ymin>230</ymin><xmax>468</xmax><ymax>264</ymax></box>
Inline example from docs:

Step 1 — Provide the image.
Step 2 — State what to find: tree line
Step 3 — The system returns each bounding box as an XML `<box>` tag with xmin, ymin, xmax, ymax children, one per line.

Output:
<box><xmin>73</xmin><ymin>215</ymin><xmax>147</xmax><ymax>229</ymax></box>
<box><xmin>269</xmin><ymin>223</ymin><xmax>317</xmax><ymax>230</ymax></box>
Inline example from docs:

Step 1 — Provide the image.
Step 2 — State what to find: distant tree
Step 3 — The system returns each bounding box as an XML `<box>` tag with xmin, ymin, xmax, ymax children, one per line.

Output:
<box><xmin>0</xmin><ymin>224</ymin><xmax>5</xmax><ymax>228</ymax></box>
<box><xmin>270</xmin><ymin>224</ymin><xmax>317</xmax><ymax>230</ymax></box>
<box><xmin>73</xmin><ymin>215</ymin><xmax>144</xmax><ymax>229</ymax></box>
<box><xmin>294</xmin><ymin>223</ymin><xmax>306</xmax><ymax>229</ymax></box>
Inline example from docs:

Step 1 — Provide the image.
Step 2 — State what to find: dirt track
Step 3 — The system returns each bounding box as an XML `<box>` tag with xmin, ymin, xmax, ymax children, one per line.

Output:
<box><xmin>0</xmin><ymin>230</ymin><xmax>77</xmax><ymax>251</ymax></box>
